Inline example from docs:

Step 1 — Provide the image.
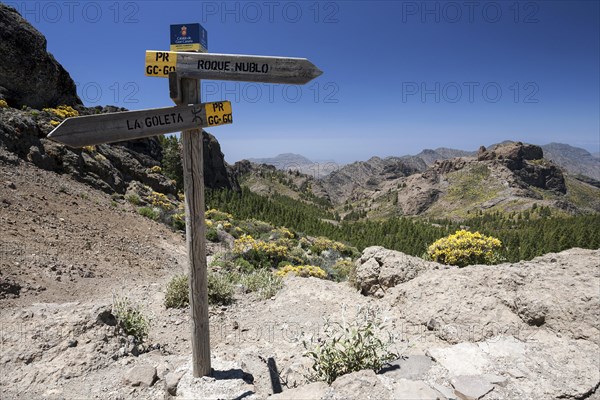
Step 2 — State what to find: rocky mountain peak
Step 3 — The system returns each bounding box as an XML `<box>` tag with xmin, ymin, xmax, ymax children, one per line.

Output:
<box><xmin>0</xmin><ymin>4</ymin><xmax>82</xmax><ymax>109</ymax></box>
<box><xmin>478</xmin><ymin>142</ymin><xmax>543</xmax><ymax>166</ymax></box>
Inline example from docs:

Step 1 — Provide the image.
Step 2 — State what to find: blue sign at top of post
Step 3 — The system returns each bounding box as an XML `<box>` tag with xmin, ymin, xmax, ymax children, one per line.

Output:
<box><xmin>170</xmin><ymin>23</ymin><xmax>208</xmax><ymax>52</ymax></box>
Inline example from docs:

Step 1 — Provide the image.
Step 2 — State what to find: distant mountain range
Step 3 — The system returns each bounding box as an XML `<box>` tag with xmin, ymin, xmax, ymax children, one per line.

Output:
<box><xmin>242</xmin><ymin>141</ymin><xmax>599</xmax><ymax>181</ymax></box>
<box><xmin>247</xmin><ymin>153</ymin><xmax>338</xmax><ymax>178</ymax></box>
<box><xmin>539</xmin><ymin>143</ymin><xmax>600</xmax><ymax>181</ymax></box>
<box><xmin>235</xmin><ymin>141</ymin><xmax>600</xmax><ymax>220</ymax></box>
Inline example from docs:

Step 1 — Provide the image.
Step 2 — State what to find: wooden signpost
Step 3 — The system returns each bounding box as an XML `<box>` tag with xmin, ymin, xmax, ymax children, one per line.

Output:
<box><xmin>145</xmin><ymin>50</ymin><xmax>323</xmax><ymax>84</ymax></box>
<box><xmin>47</xmin><ymin>102</ymin><xmax>232</xmax><ymax>147</ymax></box>
<box><xmin>48</xmin><ymin>23</ymin><xmax>322</xmax><ymax>379</ymax></box>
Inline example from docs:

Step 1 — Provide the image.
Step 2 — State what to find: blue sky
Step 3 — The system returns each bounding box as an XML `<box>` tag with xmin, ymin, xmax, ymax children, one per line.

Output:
<box><xmin>9</xmin><ymin>0</ymin><xmax>599</xmax><ymax>163</ymax></box>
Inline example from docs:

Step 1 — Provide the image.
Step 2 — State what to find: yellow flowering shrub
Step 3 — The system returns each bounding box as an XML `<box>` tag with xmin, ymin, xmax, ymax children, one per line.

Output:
<box><xmin>0</xmin><ymin>99</ymin><xmax>8</xmax><ymax>108</ymax></box>
<box><xmin>150</xmin><ymin>191</ymin><xmax>174</xmax><ymax>211</ymax></box>
<box><xmin>271</xmin><ymin>227</ymin><xmax>295</xmax><ymax>239</ymax></box>
<box><xmin>150</xmin><ymin>165</ymin><xmax>162</xmax><ymax>173</ymax></box>
<box><xmin>206</xmin><ymin>208</ymin><xmax>233</xmax><ymax>222</ymax></box>
<box><xmin>427</xmin><ymin>230</ymin><xmax>503</xmax><ymax>267</ymax></box>
<box><xmin>82</xmin><ymin>145</ymin><xmax>96</xmax><ymax>153</ymax></box>
<box><xmin>275</xmin><ymin>265</ymin><xmax>327</xmax><ymax>279</ymax></box>
<box><xmin>171</xmin><ymin>212</ymin><xmax>185</xmax><ymax>230</ymax></box>
<box><xmin>233</xmin><ymin>234</ymin><xmax>289</xmax><ymax>268</ymax></box>
<box><xmin>43</xmin><ymin>105</ymin><xmax>79</xmax><ymax>119</ymax></box>
<box><xmin>50</xmin><ymin>120</ymin><xmax>60</xmax><ymax>126</ymax></box>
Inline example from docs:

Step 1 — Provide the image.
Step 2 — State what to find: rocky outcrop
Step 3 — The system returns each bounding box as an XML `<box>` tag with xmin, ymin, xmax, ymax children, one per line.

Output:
<box><xmin>0</xmin><ymin>5</ymin><xmax>238</xmax><ymax>196</ymax></box>
<box><xmin>0</xmin><ymin>4</ymin><xmax>81</xmax><ymax>109</ymax></box>
<box><xmin>203</xmin><ymin>131</ymin><xmax>239</xmax><ymax>191</ymax></box>
<box><xmin>354</xmin><ymin>246</ymin><xmax>441</xmax><ymax>297</ymax></box>
<box><xmin>322</xmin><ymin>156</ymin><xmax>423</xmax><ymax>204</ymax></box>
<box><xmin>478</xmin><ymin>142</ymin><xmax>566</xmax><ymax>193</ymax></box>
<box><xmin>0</xmin><ymin>106</ymin><xmax>238</xmax><ymax>195</ymax></box>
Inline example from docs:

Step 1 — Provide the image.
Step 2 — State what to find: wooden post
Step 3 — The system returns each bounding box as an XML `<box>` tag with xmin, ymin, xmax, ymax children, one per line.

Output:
<box><xmin>180</xmin><ymin>77</ymin><xmax>211</xmax><ymax>377</ymax></box>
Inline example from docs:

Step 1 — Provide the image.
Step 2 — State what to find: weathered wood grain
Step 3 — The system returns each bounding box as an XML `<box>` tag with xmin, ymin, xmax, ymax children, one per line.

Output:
<box><xmin>146</xmin><ymin>50</ymin><xmax>323</xmax><ymax>84</ymax></box>
<box><xmin>47</xmin><ymin>102</ymin><xmax>232</xmax><ymax>148</ymax></box>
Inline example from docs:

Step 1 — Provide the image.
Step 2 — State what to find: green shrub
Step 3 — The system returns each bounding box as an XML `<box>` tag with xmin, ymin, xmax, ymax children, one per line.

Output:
<box><xmin>126</xmin><ymin>194</ymin><xmax>141</xmax><ymax>205</ymax></box>
<box><xmin>427</xmin><ymin>229</ymin><xmax>504</xmax><ymax>267</ymax></box>
<box><xmin>171</xmin><ymin>212</ymin><xmax>185</xmax><ymax>231</ymax></box>
<box><xmin>112</xmin><ymin>296</ymin><xmax>149</xmax><ymax>342</ymax></box>
<box><xmin>138</xmin><ymin>207</ymin><xmax>159</xmax><ymax>221</ymax></box>
<box><xmin>206</xmin><ymin>227</ymin><xmax>219</xmax><ymax>242</ymax></box>
<box><xmin>236</xmin><ymin>258</ymin><xmax>254</xmax><ymax>273</ymax></box>
<box><xmin>330</xmin><ymin>259</ymin><xmax>355</xmax><ymax>282</ymax></box>
<box><xmin>208</xmin><ymin>272</ymin><xmax>235</xmax><ymax>305</ymax></box>
<box><xmin>240</xmin><ymin>270</ymin><xmax>283</xmax><ymax>299</ymax></box>
<box><xmin>304</xmin><ymin>318</ymin><xmax>398</xmax><ymax>384</ymax></box>
<box><xmin>165</xmin><ymin>274</ymin><xmax>189</xmax><ymax>308</ymax></box>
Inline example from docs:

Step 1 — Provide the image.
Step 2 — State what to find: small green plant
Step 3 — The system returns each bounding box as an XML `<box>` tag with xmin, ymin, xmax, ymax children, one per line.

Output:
<box><xmin>112</xmin><ymin>296</ymin><xmax>149</xmax><ymax>342</ymax></box>
<box><xmin>427</xmin><ymin>229</ymin><xmax>504</xmax><ymax>267</ymax></box>
<box><xmin>208</xmin><ymin>271</ymin><xmax>235</xmax><ymax>305</ymax></box>
<box><xmin>206</xmin><ymin>227</ymin><xmax>219</xmax><ymax>242</ymax></box>
<box><xmin>171</xmin><ymin>212</ymin><xmax>186</xmax><ymax>231</ymax></box>
<box><xmin>304</xmin><ymin>318</ymin><xmax>398</xmax><ymax>384</ymax></box>
<box><xmin>330</xmin><ymin>259</ymin><xmax>355</xmax><ymax>282</ymax></box>
<box><xmin>138</xmin><ymin>207</ymin><xmax>159</xmax><ymax>221</ymax></box>
<box><xmin>165</xmin><ymin>274</ymin><xmax>189</xmax><ymax>308</ymax></box>
<box><xmin>240</xmin><ymin>270</ymin><xmax>283</xmax><ymax>299</ymax></box>
<box><xmin>126</xmin><ymin>194</ymin><xmax>141</xmax><ymax>205</ymax></box>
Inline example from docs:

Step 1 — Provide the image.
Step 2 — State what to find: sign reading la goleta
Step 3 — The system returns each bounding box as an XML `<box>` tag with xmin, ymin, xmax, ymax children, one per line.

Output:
<box><xmin>48</xmin><ymin>101</ymin><xmax>232</xmax><ymax>148</ymax></box>
<box><xmin>145</xmin><ymin>50</ymin><xmax>323</xmax><ymax>84</ymax></box>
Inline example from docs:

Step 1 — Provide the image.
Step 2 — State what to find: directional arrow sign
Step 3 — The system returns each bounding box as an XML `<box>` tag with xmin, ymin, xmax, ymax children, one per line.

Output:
<box><xmin>47</xmin><ymin>101</ymin><xmax>232</xmax><ymax>148</ymax></box>
<box><xmin>145</xmin><ymin>50</ymin><xmax>322</xmax><ymax>84</ymax></box>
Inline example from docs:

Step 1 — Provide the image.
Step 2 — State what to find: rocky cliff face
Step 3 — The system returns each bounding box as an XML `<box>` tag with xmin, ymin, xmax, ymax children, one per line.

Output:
<box><xmin>478</xmin><ymin>142</ymin><xmax>566</xmax><ymax>193</ymax></box>
<box><xmin>0</xmin><ymin>4</ymin><xmax>81</xmax><ymax>109</ymax></box>
<box><xmin>322</xmin><ymin>156</ymin><xmax>424</xmax><ymax>204</ymax></box>
<box><xmin>0</xmin><ymin>106</ymin><xmax>238</xmax><ymax>195</ymax></box>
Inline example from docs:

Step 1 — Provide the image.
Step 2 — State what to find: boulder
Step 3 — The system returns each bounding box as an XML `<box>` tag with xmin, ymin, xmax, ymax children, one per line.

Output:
<box><xmin>123</xmin><ymin>365</ymin><xmax>157</xmax><ymax>387</ymax></box>
<box><xmin>354</xmin><ymin>246</ymin><xmax>439</xmax><ymax>297</ymax></box>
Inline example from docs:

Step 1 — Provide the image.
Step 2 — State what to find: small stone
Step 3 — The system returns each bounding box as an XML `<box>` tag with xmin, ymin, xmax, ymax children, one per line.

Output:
<box><xmin>165</xmin><ymin>370</ymin><xmax>185</xmax><ymax>395</ymax></box>
<box><xmin>67</xmin><ymin>340</ymin><xmax>78</xmax><ymax>348</ymax></box>
<box><xmin>123</xmin><ymin>365</ymin><xmax>157</xmax><ymax>387</ymax></box>
<box><xmin>6</xmin><ymin>181</ymin><xmax>16</xmax><ymax>190</ymax></box>
<box><xmin>450</xmin><ymin>375</ymin><xmax>494</xmax><ymax>400</ymax></box>
<box><xmin>483</xmin><ymin>374</ymin><xmax>508</xmax><ymax>387</ymax></box>
<box><xmin>391</xmin><ymin>379</ymin><xmax>446</xmax><ymax>399</ymax></box>
<box><xmin>432</xmin><ymin>383</ymin><xmax>457</xmax><ymax>400</ymax></box>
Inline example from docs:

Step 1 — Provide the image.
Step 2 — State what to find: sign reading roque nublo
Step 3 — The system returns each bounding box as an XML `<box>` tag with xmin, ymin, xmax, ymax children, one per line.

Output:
<box><xmin>145</xmin><ymin>50</ymin><xmax>322</xmax><ymax>84</ymax></box>
<box><xmin>47</xmin><ymin>21</ymin><xmax>322</xmax><ymax>379</ymax></box>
